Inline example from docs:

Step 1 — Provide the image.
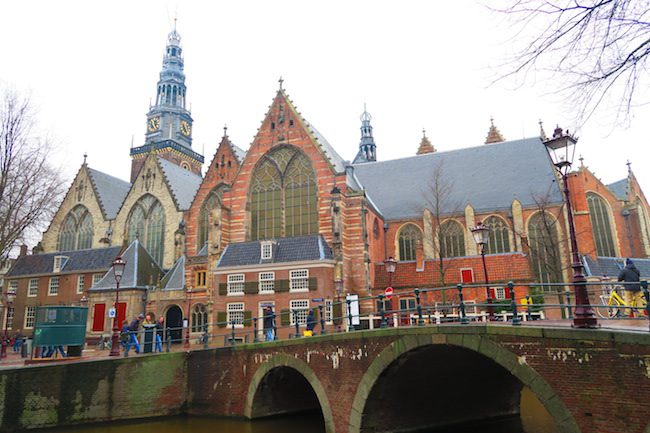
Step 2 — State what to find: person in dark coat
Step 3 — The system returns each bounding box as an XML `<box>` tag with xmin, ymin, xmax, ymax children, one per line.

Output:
<box><xmin>263</xmin><ymin>306</ymin><xmax>275</xmax><ymax>342</ymax></box>
<box><xmin>154</xmin><ymin>316</ymin><xmax>165</xmax><ymax>353</ymax></box>
<box><xmin>306</xmin><ymin>309</ymin><xmax>317</xmax><ymax>333</ymax></box>
<box><xmin>618</xmin><ymin>258</ymin><xmax>642</xmax><ymax>316</ymax></box>
<box><xmin>125</xmin><ymin>314</ymin><xmax>143</xmax><ymax>355</ymax></box>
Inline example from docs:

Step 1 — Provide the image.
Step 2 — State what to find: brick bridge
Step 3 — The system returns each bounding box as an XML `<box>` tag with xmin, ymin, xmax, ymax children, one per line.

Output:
<box><xmin>188</xmin><ymin>325</ymin><xmax>650</xmax><ymax>433</ymax></box>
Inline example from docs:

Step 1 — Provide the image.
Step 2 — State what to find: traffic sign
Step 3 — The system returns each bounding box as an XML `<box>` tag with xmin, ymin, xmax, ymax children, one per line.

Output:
<box><xmin>107</xmin><ymin>308</ymin><xmax>116</xmax><ymax>318</ymax></box>
<box><xmin>384</xmin><ymin>287</ymin><xmax>394</xmax><ymax>300</ymax></box>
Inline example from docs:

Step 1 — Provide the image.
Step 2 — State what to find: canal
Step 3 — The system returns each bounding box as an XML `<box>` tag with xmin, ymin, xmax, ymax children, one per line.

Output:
<box><xmin>44</xmin><ymin>388</ymin><xmax>557</xmax><ymax>433</ymax></box>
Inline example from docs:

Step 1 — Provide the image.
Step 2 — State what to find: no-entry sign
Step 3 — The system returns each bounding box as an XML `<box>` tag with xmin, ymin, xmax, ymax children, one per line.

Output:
<box><xmin>384</xmin><ymin>287</ymin><xmax>394</xmax><ymax>300</ymax></box>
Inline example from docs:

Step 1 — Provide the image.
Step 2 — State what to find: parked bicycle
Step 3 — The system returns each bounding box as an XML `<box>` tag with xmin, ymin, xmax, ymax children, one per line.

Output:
<box><xmin>597</xmin><ymin>284</ymin><xmax>647</xmax><ymax>318</ymax></box>
<box><xmin>96</xmin><ymin>335</ymin><xmax>112</xmax><ymax>350</ymax></box>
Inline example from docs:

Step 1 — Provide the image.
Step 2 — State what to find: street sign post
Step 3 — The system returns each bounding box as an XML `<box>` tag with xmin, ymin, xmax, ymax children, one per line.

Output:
<box><xmin>384</xmin><ymin>287</ymin><xmax>394</xmax><ymax>300</ymax></box>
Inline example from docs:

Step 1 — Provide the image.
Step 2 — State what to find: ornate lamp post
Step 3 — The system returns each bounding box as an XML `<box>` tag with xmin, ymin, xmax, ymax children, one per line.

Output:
<box><xmin>185</xmin><ymin>287</ymin><xmax>194</xmax><ymax>349</ymax></box>
<box><xmin>471</xmin><ymin>221</ymin><xmax>495</xmax><ymax>320</ymax></box>
<box><xmin>544</xmin><ymin>127</ymin><xmax>597</xmax><ymax>328</ymax></box>
<box><xmin>0</xmin><ymin>287</ymin><xmax>16</xmax><ymax>359</ymax></box>
<box><xmin>382</xmin><ymin>257</ymin><xmax>397</xmax><ymax>328</ymax></box>
<box><xmin>109</xmin><ymin>256</ymin><xmax>126</xmax><ymax>357</ymax></box>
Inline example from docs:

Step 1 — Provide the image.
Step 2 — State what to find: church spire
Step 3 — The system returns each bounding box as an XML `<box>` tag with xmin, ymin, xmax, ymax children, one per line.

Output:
<box><xmin>416</xmin><ymin>128</ymin><xmax>436</xmax><ymax>155</ymax></box>
<box><xmin>484</xmin><ymin>117</ymin><xmax>505</xmax><ymax>144</ymax></box>
<box><xmin>353</xmin><ymin>105</ymin><xmax>377</xmax><ymax>164</ymax></box>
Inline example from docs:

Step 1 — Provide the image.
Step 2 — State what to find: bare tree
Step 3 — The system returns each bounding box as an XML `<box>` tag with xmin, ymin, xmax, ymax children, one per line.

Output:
<box><xmin>0</xmin><ymin>89</ymin><xmax>65</xmax><ymax>258</ymax></box>
<box><xmin>493</xmin><ymin>0</ymin><xmax>650</xmax><ymax>124</ymax></box>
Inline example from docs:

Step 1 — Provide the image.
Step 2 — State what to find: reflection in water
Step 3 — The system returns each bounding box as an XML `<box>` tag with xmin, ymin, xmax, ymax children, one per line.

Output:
<box><xmin>44</xmin><ymin>387</ymin><xmax>557</xmax><ymax>433</ymax></box>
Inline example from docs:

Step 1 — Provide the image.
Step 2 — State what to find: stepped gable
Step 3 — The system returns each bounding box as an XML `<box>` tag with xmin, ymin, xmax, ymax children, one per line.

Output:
<box><xmin>352</xmin><ymin>137</ymin><xmax>563</xmax><ymax>220</ymax></box>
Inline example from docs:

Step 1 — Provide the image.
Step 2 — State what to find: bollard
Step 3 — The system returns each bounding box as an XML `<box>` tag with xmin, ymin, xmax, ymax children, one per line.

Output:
<box><xmin>457</xmin><ymin>284</ymin><xmax>469</xmax><ymax>325</ymax></box>
<box><xmin>293</xmin><ymin>311</ymin><xmax>301</xmax><ymax>338</ymax></box>
<box><xmin>318</xmin><ymin>305</ymin><xmax>326</xmax><ymax>335</ymax></box>
<box><xmin>203</xmin><ymin>324</ymin><xmax>209</xmax><ymax>349</ymax></box>
<box><xmin>378</xmin><ymin>294</ymin><xmax>387</xmax><ymax>328</ymax></box>
<box><xmin>642</xmin><ymin>281</ymin><xmax>649</xmax><ymax>332</ymax></box>
<box><xmin>21</xmin><ymin>338</ymin><xmax>27</xmax><ymax>358</ymax></box>
<box><xmin>509</xmin><ymin>282</ymin><xmax>521</xmax><ymax>326</ymax></box>
<box><xmin>231</xmin><ymin>321</ymin><xmax>236</xmax><ymax>346</ymax></box>
<box><xmin>414</xmin><ymin>288</ymin><xmax>424</xmax><ymax>326</ymax></box>
<box><xmin>347</xmin><ymin>298</ymin><xmax>353</xmax><ymax>332</ymax></box>
<box><xmin>253</xmin><ymin>317</ymin><xmax>259</xmax><ymax>343</ymax></box>
<box><xmin>427</xmin><ymin>309</ymin><xmax>432</xmax><ymax>325</ymax></box>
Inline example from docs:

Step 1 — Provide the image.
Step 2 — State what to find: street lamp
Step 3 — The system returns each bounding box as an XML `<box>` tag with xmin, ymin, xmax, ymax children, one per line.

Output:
<box><xmin>109</xmin><ymin>256</ymin><xmax>126</xmax><ymax>357</ymax></box>
<box><xmin>382</xmin><ymin>257</ymin><xmax>397</xmax><ymax>328</ymax></box>
<box><xmin>0</xmin><ymin>288</ymin><xmax>16</xmax><ymax>359</ymax></box>
<box><xmin>185</xmin><ymin>287</ymin><xmax>193</xmax><ymax>349</ymax></box>
<box><xmin>471</xmin><ymin>221</ymin><xmax>495</xmax><ymax>320</ymax></box>
<box><xmin>544</xmin><ymin>126</ymin><xmax>597</xmax><ymax>328</ymax></box>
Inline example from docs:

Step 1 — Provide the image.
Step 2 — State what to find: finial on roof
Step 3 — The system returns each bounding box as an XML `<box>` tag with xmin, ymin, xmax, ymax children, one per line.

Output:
<box><xmin>579</xmin><ymin>154</ymin><xmax>584</xmax><ymax>167</ymax></box>
<box><xmin>223</xmin><ymin>124</ymin><xmax>228</xmax><ymax>137</ymax></box>
<box><xmin>417</xmin><ymin>128</ymin><xmax>436</xmax><ymax>155</ymax></box>
<box><xmin>539</xmin><ymin>119</ymin><xmax>547</xmax><ymax>141</ymax></box>
<box><xmin>278</xmin><ymin>76</ymin><xmax>284</xmax><ymax>91</ymax></box>
<box><xmin>484</xmin><ymin>117</ymin><xmax>505</xmax><ymax>144</ymax></box>
<box><xmin>626</xmin><ymin>160</ymin><xmax>632</xmax><ymax>173</ymax></box>
<box><xmin>83</xmin><ymin>153</ymin><xmax>87</xmax><ymax>165</ymax></box>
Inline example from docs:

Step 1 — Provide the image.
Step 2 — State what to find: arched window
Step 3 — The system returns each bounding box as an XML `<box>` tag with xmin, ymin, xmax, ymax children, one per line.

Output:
<box><xmin>636</xmin><ymin>198</ymin><xmax>650</xmax><ymax>254</ymax></box>
<box><xmin>398</xmin><ymin>224</ymin><xmax>421</xmax><ymax>261</ymax></box>
<box><xmin>484</xmin><ymin>216</ymin><xmax>510</xmax><ymax>254</ymax></box>
<box><xmin>587</xmin><ymin>193</ymin><xmax>616</xmax><ymax>256</ymax></box>
<box><xmin>249</xmin><ymin>146</ymin><xmax>318</xmax><ymax>240</ymax></box>
<box><xmin>191</xmin><ymin>303</ymin><xmax>208</xmax><ymax>332</ymax></box>
<box><xmin>197</xmin><ymin>186</ymin><xmax>225</xmax><ymax>252</ymax></box>
<box><xmin>528</xmin><ymin>212</ymin><xmax>562</xmax><ymax>285</ymax></box>
<box><xmin>57</xmin><ymin>205</ymin><xmax>93</xmax><ymax>251</ymax></box>
<box><xmin>440</xmin><ymin>220</ymin><xmax>465</xmax><ymax>258</ymax></box>
<box><xmin>127</xmin><ymin>195</ymin><xmax>165</xmax><ymax>265</ymax></box>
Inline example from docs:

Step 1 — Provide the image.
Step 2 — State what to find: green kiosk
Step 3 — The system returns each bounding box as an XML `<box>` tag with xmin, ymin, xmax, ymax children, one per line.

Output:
<box><xmin>32</xmin><ymin>306</ymin><xmax>88</xmax><ymax>359</ymax></box>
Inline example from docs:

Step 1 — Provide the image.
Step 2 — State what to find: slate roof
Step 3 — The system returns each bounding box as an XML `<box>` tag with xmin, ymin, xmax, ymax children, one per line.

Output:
<box><xmin>197</xmin><ymin>243</ymin><xmax>208</xmax><ymax>256</ymax></box>
<box><xmin>232</xmin><ymin>144</ymin><xmax>247</xmax><ymax>163</ymax></box>
<box><xmin>351</xmin><ymin>137</ymin><xmax>563</xmax><ymax>220</ymax></box>
<box><xmin>216</xmin><ymin>234</ymin><xmax>333</xmax><ymax>268</ymax></box>
<box><xmin>583</xmin><ymin>256</ymin><xmax>650</xmax><ymax>279</ymax></box>
<box><xmin>87</xmin><ymin>168</ymin><xmax>131</xmax><ymax>219</ymax></box>
<box><xmin>6</xmin><ymin>247</ymin><xmax>121</xmax><ymax>277</ymax></box>
<box><xmin>160</xmin><ymin>255</ymin><xmax>185</xmax><ymax>290</ymax></box>
<box><xmin>157</xmin><ymin>157</ymin><xmax>203</xmax><ymax>210</ymax></box>
<box><xmin>305</xmin><ymin>123</ymin><xmax>347</xmax><ymax>174</ymax></box>
<box><xmin>90</xmin><ymin>240</ymin><xmax>163</xmax><ymax>290</ymax></box>
<box><xmin>607</xmin><ymin>178</ymin><xmax>629</xmax><ymax>201</ymax></box>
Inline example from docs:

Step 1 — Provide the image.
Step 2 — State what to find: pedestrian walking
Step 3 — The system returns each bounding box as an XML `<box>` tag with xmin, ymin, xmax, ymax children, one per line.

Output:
<box><xmin>618</xmin><ymin>258</ymin><xmax>642</xmax><ymax>317</ymax></box>
<box><xmin>12</xmin><ymin>329</ymin><xmax>23</xmax><ymax>352</ymax></box>
<box><xmin>154</xmin><ymin>316</ymin><xmax>164</xmax><ymax>353</ymax></box>
<box><xmin>125</xmin><ymin>314</ymin><xmax>143</xmax><ymax>355</ymax></box>
<box><xmin>263</xmin><ymin>306</ymin><xmax>275</xmax><ymax>342</ymax></box>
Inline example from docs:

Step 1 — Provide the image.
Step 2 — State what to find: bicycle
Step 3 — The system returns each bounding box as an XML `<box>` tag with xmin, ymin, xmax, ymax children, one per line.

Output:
<box><xmin>597</xmin><ymin>284</ymin><xmax>647</xmax><ymax>318</ymax></box>
<box><xmin>96</xmin><ymin>335</ymin><xmax>112</xmax><ymax>350</ymax></box>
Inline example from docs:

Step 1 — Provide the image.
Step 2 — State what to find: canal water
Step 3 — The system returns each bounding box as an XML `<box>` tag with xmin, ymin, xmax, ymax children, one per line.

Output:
<box><xmin>45</xmin><ymin>388</ymin><xmax>557</xmax><ymax>433</ymax></box>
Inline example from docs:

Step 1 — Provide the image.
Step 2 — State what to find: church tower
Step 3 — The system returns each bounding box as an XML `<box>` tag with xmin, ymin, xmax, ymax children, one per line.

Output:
<box><xmin>353</xmin><ymin>106</ymin><xmax>377</xmax><ymax>164</ymax></box>
<box><xmin>130</xmin><ymin>22</ymin><xmax>204</xmax><ymax>182</ymax></box>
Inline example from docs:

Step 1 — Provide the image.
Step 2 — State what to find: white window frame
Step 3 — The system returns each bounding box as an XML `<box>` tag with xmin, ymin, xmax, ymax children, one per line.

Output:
<box><xmin>24</xmin><ymin>306</ymin><xmax>37</xmax><ymax>329</ymax></box>
<box><xmin>290</xmin><ymin>299</ymin><xmax>310</xmax><ymax>326</ymax></box>
<box><xmin>290</xmin><ymin>269</ymin><xmax>309</xmax><ymax>293</ymax></box>
<box><xmin>227</xmin><ymin>302</ymin><xmax>245</xmax><ymax>328</ymax></box>
<box><xmin>48</xmin><ymin>277</ymin><xmax>59</xmax><ymax>296</ymax></box>
<box><xmin>494</xmin><ymin>287</ymin><xmax>506</xmax><ymax>300</ymax></box>
<box><xmin>9</xmin><ymin>280</ymin><xmax>18</xmax><ymax>292</ymax></box>
<box><xmin>28</xmin><ymin>279</ymin><xmax>38</xmax><ymax>297</ymax></box>
<box><xmin>76</xmin><ymin>275</ymin><xmax>85</xmax><ymax>294</ymax></box>
<box><xmin>464</xmin><ymin>300</ymin><xmax>478</xmax><ymax>315</ymax></box>
<box><xmin>261</xmin><ymin>241</ymin><xmax>273</xmax><ymax>260</ymax></box>
<box><xmin>258</xmin><ymin>272</ymin><xmax>275</xmax><ymax>294</ymax></box>
<box><xmin>92</xmin><ymin>273</ymin><xmax>103</xmax><ymax>286</ymax></box>
<box><xmin>6</xmin><ymin>307</ymin><xmax>14</xmax><ymax>330</ymax></box>
<box><xmin>325</xmin><ymin>299</ymin><xmax>333</xmax><ymax>324</ymax></box>
<box><xmin>227</xmin><ymin>274</ymin><xmax>245</xmax><ymax>296</ymax></box>
<box><xmin>53</xmin><ymin>255</ymin><xmax>68</xmax><ymax>273</ymax></box>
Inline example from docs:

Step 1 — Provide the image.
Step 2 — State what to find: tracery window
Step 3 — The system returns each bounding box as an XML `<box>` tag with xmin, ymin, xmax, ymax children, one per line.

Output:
<box><xmin>586</xmin><ymin>193</ymin><xmax>616</xmax><ymax>256</ymax></box>
<box><xmin>57</xmin><ymin>205</ymin><xmax>93</xmax><ymax>251</ymax></box>
<box><xmin>398</xmin><ymin>224</ymin><xmax>421</xmax><ymax>261</ymax></box>
<box><xmin>191</xmin><ymin>304</ymin><xmax>208</xmax><ymax>332</ymax></box>
<box><xmin>636</xmin><ymin>198</ymin><xmax>650</xmax><ymax>254</ymax></box>
<box><xmin>484</xmin><ymin>216</ymin><xmax>511</xmax><ymax>254</ymax></box>
<box><xmin>197</xmin><ymin>186</ymin><xmax>225</xmax><ymax>252</ymax></box>
<box><xmin>126</xmin><ymin>195</ymin><xmax>165</xmax><ymax>265</ymax></box>
<box><xmin>527</xmin><ymin>212</ymin><xmax>562</xmax><ymax>287</ymax></box>
<box><xmin>440</xmin><ymin>220</ymin><xmax>465</xmax><ymax>258</ymax></box>
<box><xmin>249</xmin><ymin>146</ymin><xmax>318</xmax><ymax>240</ymax></box>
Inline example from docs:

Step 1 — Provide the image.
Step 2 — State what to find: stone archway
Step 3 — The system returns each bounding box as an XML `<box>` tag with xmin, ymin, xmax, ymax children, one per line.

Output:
<box><xmin>165</xmin><ymin>304</ymin><xmax>183</xmax><ymax>344</ymax></box>
<box><xmin>245</xmin><ymin>353</ymin><xmax>335</xmax><ymax>433</ymax></box>
<box><xmin>348</xmin><ymin>334</ymin><xmax>580</xmax><ymax>433</ymax></box>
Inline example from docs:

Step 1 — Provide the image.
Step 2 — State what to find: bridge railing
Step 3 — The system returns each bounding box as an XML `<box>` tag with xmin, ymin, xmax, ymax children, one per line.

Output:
<box><xmin>142</xmin><ymin>279</ymin><xmax>650</xmax><ymax>352</ymax></box>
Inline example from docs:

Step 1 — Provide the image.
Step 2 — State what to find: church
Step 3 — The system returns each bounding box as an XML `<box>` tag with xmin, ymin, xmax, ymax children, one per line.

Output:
<box><xmin>4</xmin><ymin>26</ymin><xmax>650</xmax><ymax>341</ymax></box>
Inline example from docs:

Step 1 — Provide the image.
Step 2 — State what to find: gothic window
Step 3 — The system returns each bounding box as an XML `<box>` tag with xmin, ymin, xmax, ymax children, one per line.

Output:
<box><xmin>484</xmin><ymin>216</ymin><xmax>511</xmax><ymax>254</ymax></box>
<box><xmin>249</xmin><ymin>146</ymin><xmax>318</xmax><ymax>240</ymax></box>
<box><xmin>198</xmin><ymin>186</ymin><xmax>225</xmax><ymax>251</ymax></box>
<box><xmin>191</xmin><ymin>304</ymin><xmax>208</xmax><ymax>332</ymax></box>
<box><xmin>126</xmin><ymin>195</ymin><xmax>165</xmax><ymax>265</ymax></box>
<box><xmin>527</xmin><ymin>212</ymin><xmax>562</xmax><ymax>286</ymax></box>
<box><xmin>637</xmin><ymin>198</ymin><xmax>650</xmax><ymax>253</ymax></box>
<box><xmin>57</xmin><ymin>205</ymin><xmax>93</xmax><ymax>251</ymax></box>
<box><xmin>398</xmin><ymin>224</ymin><xmax>421</xmax><ymax>261</ymax></box>
<box><xmin>440</xmin><ymin>220</ymin><xmax>465</xmax><ymax>258</ymax></box>
<box><xmin>587</xmin><ymin>193</ymin><xmax>616</xmax><ymax>256</ymax></box>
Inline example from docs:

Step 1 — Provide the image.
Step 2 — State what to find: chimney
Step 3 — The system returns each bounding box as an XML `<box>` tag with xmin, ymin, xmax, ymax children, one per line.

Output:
<box><xmin>19</xmin><ymin>244</ymin><xmax>28</xmax><ymax>257</ymax></box>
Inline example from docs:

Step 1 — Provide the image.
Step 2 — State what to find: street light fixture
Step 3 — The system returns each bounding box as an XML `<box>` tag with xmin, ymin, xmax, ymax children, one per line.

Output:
<box><xmin>109</xmin><ymin>256</ymin><xmax>126</xmax><ymax>357</ymax></box>
<box><xmin>471</xmin><ymin>222</ymin><xmax>495</xmax><ymax>320</ymax></box>
<box><xmin>381</xmin><ymin>256</ymin><xmax>397</xmax><ymax>328</ymax></box>
<box><xmin>544</xmin><ymin>126</ymin><xmax>597</xmax><ymax>328</ymax></box>
<box><xmin>0</xmin><ymin>288</ymin><xmax>16</xmax><ymax>359</ymax></box>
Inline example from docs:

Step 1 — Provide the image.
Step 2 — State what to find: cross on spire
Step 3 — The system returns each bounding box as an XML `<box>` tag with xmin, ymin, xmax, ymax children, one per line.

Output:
<box><xmin>223</xmin><ymin>124</ymin><xmax>228</xmax><ymax>137</ymax></box>
<box><xmin>278</xmin><ymin>76</ymin><xmax>284</xmax><ymax>91</ymax></box>
<box><xmin>626</xmin><ymin>160</ymin><xmax>632</xmax><ymax>172</ymax></box>
<box><xmin>83</xmin><ymin>153</ymin><xmax>87</xmax><ymax>165</ymax></box>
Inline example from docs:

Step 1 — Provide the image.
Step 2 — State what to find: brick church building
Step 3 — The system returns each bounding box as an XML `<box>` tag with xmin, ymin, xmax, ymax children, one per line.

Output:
<box><xmin>4</xmin><ymin>26</ymin><xmax>650</xmax><ymax>340</ymax></box>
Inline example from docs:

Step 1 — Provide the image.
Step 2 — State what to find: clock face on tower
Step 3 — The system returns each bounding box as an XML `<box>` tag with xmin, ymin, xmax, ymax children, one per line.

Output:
<box><xmin>147</xmin><ymin>116</ymin><xmax>160</xmax><ymax>133</ymax></box>
<box><xmin>180</xmin><ymin>120</ymin><xmax>191</xmax><ymax>136</ymax></box>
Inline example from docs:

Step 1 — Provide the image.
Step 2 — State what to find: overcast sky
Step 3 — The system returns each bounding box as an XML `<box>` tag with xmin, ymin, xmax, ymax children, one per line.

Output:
<box><xmin>2</xmin><ymin>1</ymin><xmax>648</xmax><ymax>193</ymax></box>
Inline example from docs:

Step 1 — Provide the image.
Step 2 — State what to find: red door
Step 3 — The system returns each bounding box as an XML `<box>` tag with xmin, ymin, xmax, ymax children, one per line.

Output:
<box><xmin>116</xmin><ymin>302</ymin><xmax>127</xmax><ymax>326</ymax></box>
<box><xmin>92</xmin><ymin>304</ymin><xmax>106</xmax><ymax>332</ymax></box>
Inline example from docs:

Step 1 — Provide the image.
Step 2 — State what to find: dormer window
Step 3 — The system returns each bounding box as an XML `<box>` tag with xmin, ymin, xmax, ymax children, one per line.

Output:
<box><xmin>53</xmin><ymin>256</ymin><xmax>69</xmax><ymax>273</ymax></box>
<box><xmin>261</xmin><ymin>241</ymin><xmax>273</xmax><ymax>260</ymax></box>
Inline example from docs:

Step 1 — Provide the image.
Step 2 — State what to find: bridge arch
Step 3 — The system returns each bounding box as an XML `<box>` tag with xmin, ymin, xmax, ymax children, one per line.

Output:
<box><xmin>245</xmin><ymin>353</ymin><xmax>335</xmax><ymax>433</ymax></box>
<box><xmin>348</xmin><ymin>334</ymin><xmax>580</xmax><ymax>433</ymax></box>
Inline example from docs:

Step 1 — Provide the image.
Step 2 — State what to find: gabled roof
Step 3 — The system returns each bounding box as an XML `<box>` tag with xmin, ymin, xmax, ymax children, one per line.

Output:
<box><xmin>583</xmin><ymin>256</ymin><xmax>650</xmax><ymax>279</ymax></box>
<box><xmin>351</xmin><ymin>137</ymin><xmax>563</xmax><ymax>220</ymax></box>
<box><xmin>216</xmin><ymin>234</ymin><xmax>333</xmax><ymax>268</ymax></box>
<box><xmin>305</xmin><ymin>122</ymin><xmax>347</xmax><ymax>174</ymax></box>
<box><xmin>7</xmin><ymin>247</ymin><xmax>121</xmax><ymax>277</ymax></box>
<box><xmin>607</xmin><ymin>178</ymin><xmax>629</xmax><ymax>201</ymax></box>
<box><xmin>87</xmin><ymin>168</ymin><xmax>131</xmax><ymax>220</ymax></box>
<box><xmin>157</xmin><ymin>157</ymin><xmax>203</xmax><ymax>210</ymax></box>
<box><xmin>232</xmin><ymin>144</ymin><xmax>247</xmax><ymax>163</ymax></box>
<box><xmin>90</xmin><ymin>239</ymin><xmax>163</xmax><ymax>290</ymax></box>
<box><xmin>160</xmin><ymin>255</ymin><xmax>185</xmax><ymax>290</ymax></box>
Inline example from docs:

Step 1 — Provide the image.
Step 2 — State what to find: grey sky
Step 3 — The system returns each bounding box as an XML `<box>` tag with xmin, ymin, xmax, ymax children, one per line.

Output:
<box><xmin>1</xmin><ymin>1</ymin><xmax>648</xmax><ymax>193</ymax></box>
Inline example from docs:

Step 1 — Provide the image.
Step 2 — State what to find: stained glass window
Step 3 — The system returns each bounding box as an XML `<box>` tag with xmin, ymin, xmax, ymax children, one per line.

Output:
<box><xmin>587</xmin><ymin>193</ymin><xmax>616</xmax><ymax>256</ymax></box>
<box><xmin>440</xmin><ymin>220</ymin><xmax>465</xmax><ymax>258</ymax></box>
<box><xmin>127</xmin><ymin>195</ymin><xmax>165</xmax><ymax>265</ymax></box>
<box><xmin>528</xmin><ymin>212</ymin><xmax>562</xmax><ymax>286</ymax></box>
<box><xmin>198</xmin><ymin>186</ymin><xmax>225</xmax><ymax>252</ymax></box>
<box><xmin>249</xmin><ymin>146</ymin><xmax>318</xmax><ymax>240</ymax></box>
<box><xmin>398</xmin><ymin>224</ymin><xmax>421</xmax><ymax>261</ymax></box>
<box><xmin>484</xmin><ymin>216</ymin><xmax>510</xmax><ymax>254</ymax></box>
<box><xmin>57</xmin><ymin>205</ymin><xmax>93</xmax><ymax>251</ymax></box>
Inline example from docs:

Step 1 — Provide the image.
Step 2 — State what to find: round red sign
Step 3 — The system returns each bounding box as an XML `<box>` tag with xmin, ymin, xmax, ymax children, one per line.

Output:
<box><xmin>384</xmin><ymin>286</ymin><xmax>394</xmax><ymax>300</ymax></box>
